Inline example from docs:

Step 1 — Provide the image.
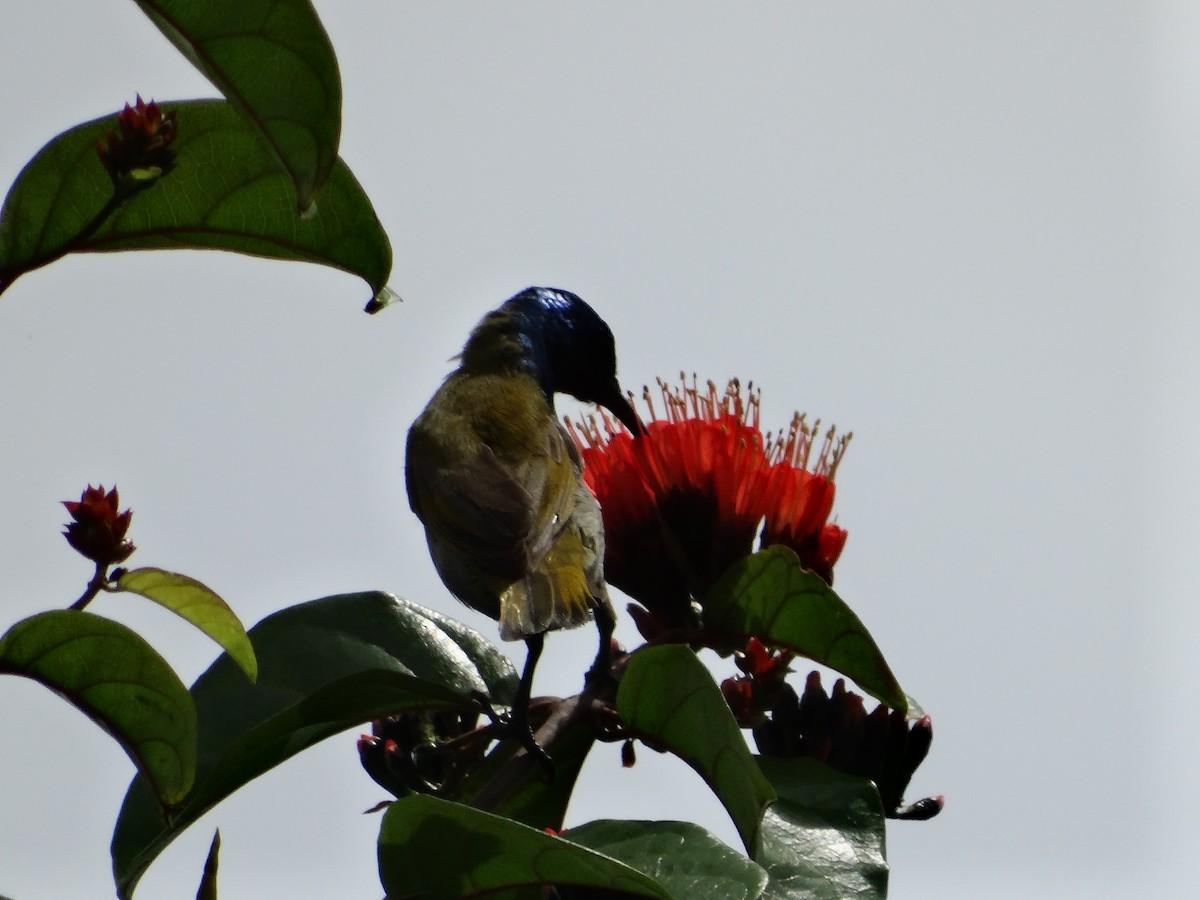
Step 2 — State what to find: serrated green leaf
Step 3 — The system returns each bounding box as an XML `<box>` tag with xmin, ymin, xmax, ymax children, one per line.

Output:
<box><xmin>132</xmin><ymin>0</ymin><xmax>341</xmax><ymax>209</ymax></box>
<box><xmin>0</xmin><ymin>100</ymin><xmax>390</xmax><ymax>302</ymax></box>
<box><xmin>378</xmin><ymin>795</ymin><xmax>673</xmax><ymax>899</ymax></box>
<box><xmin>117</xmin><ymin>567</ymin><xmax>256</xmax><ymax>682</ymax></box>
<box><xmin>568</xmin><ymin>819</ymin><xmax>768</xmax><ymax>900</ymax></box>
<box><xmin>0</xmin><ymin>610</ymin><xmax>195</xmax><ymax>808</ymax></box>
<box><xmin>112</xmin><ymin>592</ymin><xmax>505</xmax><ymax>899</ymax></box>
<box><xmin>617</xmin><ymin>644</ymin><xmax>775</xmax><ymax>854</ymax></box>
<box><xmin>704</xmin><ymin>547</ymin><xmax>906</xmax><ymax>711</ymax></box>
<box><xmin>754</xmin><ymin>757</ymin><xmax>887</xmax><ymax>900</ymax></box>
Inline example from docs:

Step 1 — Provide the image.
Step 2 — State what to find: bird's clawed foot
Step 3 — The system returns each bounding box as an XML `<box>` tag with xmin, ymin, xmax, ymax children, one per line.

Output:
<box><xmin>470</xmin><ymin>689</ymin><xmax>555</xmax><ymax>781</ymax></box>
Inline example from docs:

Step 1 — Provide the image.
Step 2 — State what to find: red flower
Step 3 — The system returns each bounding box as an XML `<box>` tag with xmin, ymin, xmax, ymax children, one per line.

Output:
<box><xmin>95</xmin><ymin>95</ymin><xmax>178</xmax><ymax>187</ymax></box>
<box><xmin>570</xmin><ymin>377</ymin><xmax>774</xmax><ymax>628</ymax></box>
<box><xmin>567</xmin><ymin>377</ymin><xmax>849</xmax><ymax>630</ymax></box>
<box><xmin>760</xmin><ymin>414</ymin><xmax>851</xmax><ymax>583</ymax></box>
<box><xmin>62</xmin><ymin>484</ymin><xmax>134</xmax><ymax>566</ymax></box>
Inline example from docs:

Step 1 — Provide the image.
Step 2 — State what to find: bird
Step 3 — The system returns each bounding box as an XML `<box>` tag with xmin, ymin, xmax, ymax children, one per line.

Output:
<box><xmin>405</xmin><ymin>286</ymin><xmax>642</xmax><ymax>765</ymax></box>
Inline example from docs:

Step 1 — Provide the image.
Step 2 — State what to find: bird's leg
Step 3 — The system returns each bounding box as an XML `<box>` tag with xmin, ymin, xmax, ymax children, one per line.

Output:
<box><xmin>512</xmin><ymin>632</ymin><xmax>542</xmax><ymax>720</ymax></box>
<box><xmin>585</xmin><ymin>602</ymin><xmax>617</xmax><ymax>691</ymax></box>
<box><xmin>469</xmin><ymin>634</ymin><xmax>554</xmax><ymax>779</ymax></box>
<box><xmin>515</xmin><ymin>634</ymin><xmax>555</xmax><ymax>777</ymax></box>
<box><xmin>470</xmin><ymin>632</ymin><xmax>543</xmax><ymax>724</ymax></box>
<box><xmin>510</xmin><ymin>634</ymin><xmax>555</xmax><ymax>778</ymax></box>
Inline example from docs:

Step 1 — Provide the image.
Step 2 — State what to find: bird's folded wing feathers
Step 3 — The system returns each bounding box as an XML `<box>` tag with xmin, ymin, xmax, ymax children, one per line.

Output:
<box><xmin>406</xmin><ymin>416</ymin><xmax>580</xmax><ymax>580</ymax></box>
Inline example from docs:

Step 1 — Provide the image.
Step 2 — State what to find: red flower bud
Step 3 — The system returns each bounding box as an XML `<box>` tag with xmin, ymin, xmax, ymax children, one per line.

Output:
<box><xmin>95</xmin><ymin>95</ymin><xmax>178</xmax><ymax>187</ymax></box>
<box><xmin>62</xmin><ymin>484</ymin><xmax>135</xmax><ymax>566</ymax></box>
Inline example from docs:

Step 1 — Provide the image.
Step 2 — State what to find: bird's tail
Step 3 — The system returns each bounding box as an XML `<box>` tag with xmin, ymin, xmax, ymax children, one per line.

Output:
<box><xmin>498</xmin><ymin>526</ymin><xmax>607</xmax><ymax>640</ymax></box>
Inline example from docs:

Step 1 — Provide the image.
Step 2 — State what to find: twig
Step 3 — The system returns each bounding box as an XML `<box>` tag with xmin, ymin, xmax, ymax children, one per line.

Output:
<box><xmin>69</xmin><ymin>563</ymin><xmax>108</xmax><ymax>610</ymax></box>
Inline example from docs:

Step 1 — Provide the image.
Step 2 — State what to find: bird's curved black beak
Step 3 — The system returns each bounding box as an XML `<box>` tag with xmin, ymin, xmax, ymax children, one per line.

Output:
<box><xmin>599</xmin><ymin>379</ymin><xmax>644</xmax><ymax>436</ymax></box>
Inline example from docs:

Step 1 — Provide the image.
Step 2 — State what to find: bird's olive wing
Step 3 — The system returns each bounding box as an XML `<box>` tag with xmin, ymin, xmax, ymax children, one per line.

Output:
<box><xmin>407</xmin><ymin>431</ymin><xmax>535</xmax><ymax>579</ymax></box>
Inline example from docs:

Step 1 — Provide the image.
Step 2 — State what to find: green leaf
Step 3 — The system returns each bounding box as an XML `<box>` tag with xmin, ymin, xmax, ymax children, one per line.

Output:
<box><xmin>0</xmin><ymin>610</ymin><xmax>195</xmax><ymax>808</ymax></box>
<box><xmin>132</xmin><ymin>0</ymin><xmax>341</xmax><ymax>210</ymax></box>
<box><xmin>377</xmin><ymin>795</ymin><xmax>673</xmax><ymax>899</ymax></box>
<box><xmin>754</xmin><ymin>757</ymin><xmax>887</xmax><ymax>900</ymax></box>
<box><xmin>195</xmin><ymin>830</ymin><xmax>220</xmax><ymax>900</ymax></box>
<box><xmin>117</xmin><ymin>567</ymin><xmax>257</xmax><ymax>682</ymax></box>
<box><xmin>405</xmin><ymin>602</ymin><xmax>520</xmax><ymax>706</ymax></box>
<box><xmin>704</xmin><ymin>547</ymin><xmax>906</xmax><ymax>711</ymax></box>
<box><xmin>616</xmin><ymin>644</ymin><xmax>775</xmax><ymax>854</ymax></box>
<box><xmin>568</xmin><ymin>819</ymin><xmax>768</xmax><ymax>900</ymax></box>
<box><xmin>112</xmin><ymin>592</ymin><xmax>513</xmax><ymax>899</ymax></box>
<box><xmin>0</xmin><ymin>100</ymin><xmax>390</xmax><ymax>303</ymax></box>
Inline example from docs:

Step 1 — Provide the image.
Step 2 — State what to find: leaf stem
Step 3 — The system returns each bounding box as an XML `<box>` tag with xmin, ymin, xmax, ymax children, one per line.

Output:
<box><xmin>70</xmin><ymin>562</ymin><xmax>110</xmax><ymax>611</ymax></box>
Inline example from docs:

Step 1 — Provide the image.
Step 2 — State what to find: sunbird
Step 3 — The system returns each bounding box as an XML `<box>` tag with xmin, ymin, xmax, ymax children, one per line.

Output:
<box><xmin>406</xmin><ymin>286</ymin><xmax>642</xmax><ymax>762</ymax></box>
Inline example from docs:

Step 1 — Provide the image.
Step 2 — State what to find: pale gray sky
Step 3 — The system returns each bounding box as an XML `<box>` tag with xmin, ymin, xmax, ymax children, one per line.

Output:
<box><xmin>3</xmin><ymin>3</ymin><xmax>1198</xmax><ymax>898</ymax></box>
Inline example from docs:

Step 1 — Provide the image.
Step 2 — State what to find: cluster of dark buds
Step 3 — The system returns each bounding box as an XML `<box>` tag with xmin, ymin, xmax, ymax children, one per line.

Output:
<box><xmin>358</xmin><ymin>708</ymin><xmax>484</xmax><ymax>800</ymax></box>
<box><xmin>720</xmin><ymin>637</ymin><xmax>794</xmax><ymax>729</ymax></box>
<box><xmin>358</xmin><ymin>706</ymin><xmax>506</xmax><ymax>801</ymax></box>
<box><xmin>62</xmin><ymin>484</ymin><xmax>135</xmax><ymax>567</ymax></box>
<box><xmin>95</xmin><ymin>95</ymin><xmax>178</xmax><ymax>189</ymax></box>
<box><xmin>754</xmin><ymin>670</ymin><xmax>942</xmax><ymax>820</ymax></box>
<box><xmin>568</xmin><ymin>376</ymin><xmax>850</xmax><ymax>636</ymax></box>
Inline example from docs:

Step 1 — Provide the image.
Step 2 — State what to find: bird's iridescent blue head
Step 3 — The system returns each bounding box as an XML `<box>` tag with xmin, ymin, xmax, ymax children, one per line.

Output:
<box><xmin>462</xmin><ymin>287</ymin><xmax>643</xmax><ymax>434</ymax></box>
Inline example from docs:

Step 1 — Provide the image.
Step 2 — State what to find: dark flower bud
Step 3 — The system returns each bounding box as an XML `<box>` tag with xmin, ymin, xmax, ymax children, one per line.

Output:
<box><xmin>795</xmin><ymin>670</ymin><xmax>832</xmax><ymax>761</ymax></box>
<box><xmin>892</xmin><ymin>795</ymin><xmax>945</xmax><ymax>820</ymax></box>
<box><xmin>621</xmin><ymin>739</ymin><xmax>637</xmax><ymax>768</ymax></box>
<box><xmin>626</xmin><ymin>603</ymin><xmax>668</xmax><ymax>643</ymax></box>
<box><xmin>357</xmin><ymin>734</ymin><xmax>402</xmax><ymax>798</ymax></box>
<box><xmin>752</xmin><ymin>682</ymin><xmax>801</xmax><ymax>757</ymax></box>
<box><xmin>720</xmin><ymin>676</ymin><xmax>759</xmax><ymax>727</ymax></box>
<box><xmin>358</xmin><ymin>708</ymin><xmax>483</xmax><ymax>797</ymax></box>
<box><xmin>62</xmin><ymin>484</ymin><xmax>135</xmax><ymax>566</ymax></box>
<box><xmin>95</xmin><ymin>96</ymin><xmax>178</xmax><ymax>189</ymax></box>
<box><xmin>754</xmin><ymin>670</ymin><xmax>941</xmax><ymax>820</ymax></box>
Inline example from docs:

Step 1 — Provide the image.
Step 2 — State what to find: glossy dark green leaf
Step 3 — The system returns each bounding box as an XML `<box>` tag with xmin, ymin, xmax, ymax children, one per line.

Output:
<box><xmin>704</xmin><ymin>547</ymin><xmax>906</xmax><ymax>711</ymax></box>
<box><xmin>378</xmin><ymin>795</ymin><xmax>673</xmax><ymax>899</ymax></box>
<box><xmin>617</xmin><ymin>644</ymin><xmax>775</xmax><ymax>854</ymax></box>
<box><xmin>133</xmin><ymin>0</ymin><xmax>341</xmax><ymax>209</ymax></box>
<box><xmin>112</xmin><ymin>592</ymin><xmax>511</xmax><ymax>899</ymax></box>
<box><xmin>0</xmin><ymin>100</ymin><xmax>390</xmax><ymax>303</ymax></box>
<box><xmin>568</xmin><ymin>819</ymin><xmax>768</xmax><ymax>900</ymax></box>
<box><xmin>0</xmin><ymin>610</ymin><xmax>195</xmax><ymax>808</ymax></box>
<box><xmin>406</xmin><ymin>602</ymin><xmax>519</xmax><ymax>706</ymax></box>
<box><xmin>195</xmin><ymin>830</ymin><xmax>220</xmax><ymax>900</ymax></box>
<box><xmin>754</xmin><ymin>757</ymin><xmax>887</xmax><ymax>900</ymax></box>
<box><xmin>117</xmin><ymin>567</ymin><xmax>256</xmax><ymax>682</ymax></box>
